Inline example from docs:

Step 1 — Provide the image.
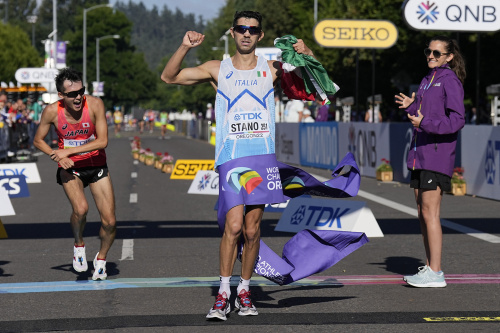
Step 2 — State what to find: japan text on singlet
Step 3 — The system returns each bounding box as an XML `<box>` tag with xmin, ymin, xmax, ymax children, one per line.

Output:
<box><xmin>214</xmin><ymin>55</ymin><xmax>276</xmax><ymax>169</ymax></box>
<box><xmin>56</xmin><ymin>96</ymin><xmax>107</xmax><ymax>168</ymax></box>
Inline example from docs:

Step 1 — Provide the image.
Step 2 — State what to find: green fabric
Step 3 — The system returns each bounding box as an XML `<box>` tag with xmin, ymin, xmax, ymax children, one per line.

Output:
<box><xmin>275</xmin><ymin>35</ymin><xmax>337</xmax><ymax>96</ymax></box>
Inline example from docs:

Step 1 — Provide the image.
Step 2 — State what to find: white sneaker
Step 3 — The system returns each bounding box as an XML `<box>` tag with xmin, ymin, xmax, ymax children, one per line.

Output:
<box><xmin>403</xmin><ymin>265</ymin><xmax>428</xmax><ymax>282</ymax></box>
<box><xmin>206</xmin><ymin>292</ymin><xmax>230</xmax><ymax>321</ymax></box>
<box><xmin>235</xmin><ymin>289</ymin><xmax>258</xmax><ymax>316</ymax></box>
<box><xmin>73</xmin><ymin>245</ymin><xmax>88</xmax><ymax>272</ymax></box>
<box><xmin>406</xmin><ymin>267</ymin><xmax>447</xmax><ymax>288</ymax></box>
<box><xmin>92</xmin><ymin>253</ymin><xmax>107</xmax><ymax>280</ymax></box>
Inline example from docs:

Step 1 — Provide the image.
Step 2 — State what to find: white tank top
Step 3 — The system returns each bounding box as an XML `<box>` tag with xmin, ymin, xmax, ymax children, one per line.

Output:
<box><xmin>214</xmin><ymin>55</ymin><xmax>276</xmax><ymax>169</ymax></box>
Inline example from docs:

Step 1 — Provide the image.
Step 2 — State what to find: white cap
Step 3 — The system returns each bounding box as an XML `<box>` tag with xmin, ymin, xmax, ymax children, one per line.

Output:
<box><xmin>303</xmin><ymin>110</ymin><xmax>311</xmax><ymax>116</ymax></box>
<box><xmin>207</xmin><ymin>103</ymin><xmax>212</xmax><ymax>108</ymax></box>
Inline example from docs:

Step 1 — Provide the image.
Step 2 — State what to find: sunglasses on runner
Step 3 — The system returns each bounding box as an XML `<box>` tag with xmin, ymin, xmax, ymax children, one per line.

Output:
<box><xmin>233</xmin><ymin>25</ymin><xmax>262</xmax><ymax>35</ymax></box>
<box><xmin>61</xmin><ymin>87</ymin><xmax>85</xmax><ymax>98</ymax></box>
<box><xmin>424</xmin><ymin>48</ymin><xmax>450</xmax><ymax>58</ymax></box>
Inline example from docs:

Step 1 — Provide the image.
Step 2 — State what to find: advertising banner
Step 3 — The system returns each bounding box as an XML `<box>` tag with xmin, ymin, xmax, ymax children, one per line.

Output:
<box><xmin>0</xmin><ymin>175</ymin><xmax>30</xmax><ymax>198</ymax></box>
<box><xmin>314</xmin><ymin>19</ymin><xmax>398</xmax><ymax>48</ymax></box>
<box><xmin>338</xmin><ymin>122</ymin><xmax>390</xmax><ymax>178</ymax></box>
<box><xmin>299</xmin><ymin>122</ymin><xmax>339</xmax><ymax>169</ymax></box>
<box><xmin>461</xmin><ymin>125</ymin><xmax>500</xmax><ymax>200</ymax></box>
<box><xmin>275</xmin><ymin>197</ymin><xmax>383</xmax><ymax>237</ymax></box>
<box><xmin>188</xmin><ymin>170</ymin><xmax>219</xmax><ymax>195</ymax></box>
<box><xmin>389</xmin><ymin>123</ymin><xmax>413</xmax><ymax>183</ymax></box>
<box><xmin>276</xmin><ymin>123</ymin><xmax>300</xmax><ymax>164</ymax></box>
<box><xmin>171</xmin><ymin>159</ymin><xmax>215</xmax><ymax>180</ymax></box>
<box><xmin>403</xmin><ymin>0</ymin><xmax>500</xmax><ymax>32</ymax></box>
<box><xmin>0</xmin><ymin>187</ymin><xmax>15</xmax><ymax>216</ymax></box>
<box><xmin>0</xmin><ymin>163</ymin><xmax>41</xmax><ymax>183</ymax></box>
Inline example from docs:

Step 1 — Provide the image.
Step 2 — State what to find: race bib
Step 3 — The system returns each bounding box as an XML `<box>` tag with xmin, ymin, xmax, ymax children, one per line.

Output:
<box><xmin>228</xmin><ymin>110</ymin><xmax>270</xmax><ymax>140</ymax></box>
<box><xmin>63</xmin><ymin>135</ymin><xmax>96</xmax><ymax>155</ymax></box>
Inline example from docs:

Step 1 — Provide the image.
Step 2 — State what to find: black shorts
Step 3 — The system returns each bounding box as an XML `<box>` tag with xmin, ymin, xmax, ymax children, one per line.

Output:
<box><xmin>410</xmin><ymin>169</ymin><xmax>451</xmax><ymax>192</ymax></box>
<box><xmin>57</xmin><ymin>165</ymin><xmax>109</xmax><ymax>188</ymax></box>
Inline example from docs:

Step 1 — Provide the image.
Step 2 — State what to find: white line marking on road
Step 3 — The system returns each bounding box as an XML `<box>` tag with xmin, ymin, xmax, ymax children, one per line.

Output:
<box><xmin>133</xmin><ymin>160</ymin><xmax>139</xmax><ymax>165</ymax></box>
<box><xmin>120</xmin><ymin>239</ymin><xmax>134</xmax><ymax>261</ymax></box>
<box><xmin>131</xmin><ymin>172</ymin><xmax>137</xmax><ymax>178</ymax></box>
<box><xmin>313</xmin><ymin>175</ymin><xmax>500</xmax><ymax>244</ymax></box>
<box><xmin>129</xmin><ymin>193</ymin><xmax>137</xmax><ymax>203</ymax></box>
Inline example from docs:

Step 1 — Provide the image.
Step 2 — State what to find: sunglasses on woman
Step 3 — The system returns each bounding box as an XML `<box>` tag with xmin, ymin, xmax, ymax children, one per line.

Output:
<box><xmin>61</xmin><ymin>87</ymin><xmax>86</xmax><ymax>98</ymax></box>
<box><xmin>424</xmin><ymin>48</ymin><xmax>450</xmax><ymax>58</ymax></box>
<box><xmin>233</xmin><ymin>25</ymin><xmax>262</xmax><ymax>35</ymax></box>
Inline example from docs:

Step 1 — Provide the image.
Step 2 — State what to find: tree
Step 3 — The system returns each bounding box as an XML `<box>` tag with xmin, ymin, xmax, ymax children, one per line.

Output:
<box><xmin>0</xmin><ymin>23</ymin><xmax>43</xmax><ymax>82</ymax></box>
<box><xmin>63</xmin><ymin>6</ymin><xmax>156</xmax><ymax>111</ymax></box>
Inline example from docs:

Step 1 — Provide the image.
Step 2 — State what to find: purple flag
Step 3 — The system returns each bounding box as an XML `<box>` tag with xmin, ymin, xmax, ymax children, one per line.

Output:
<box><xmin>217</xmin><ymin>152</ymin><xmax>368</xmax><ymax>285</ymax></box>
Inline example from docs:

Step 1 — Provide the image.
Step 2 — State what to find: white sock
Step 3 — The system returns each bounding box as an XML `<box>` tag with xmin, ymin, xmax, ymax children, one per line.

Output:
<box><xmin>237</xmin><ymin>277</ymin><xmax>251</xmax><ymax>294</ymax></box>
<box><xmin>218</xmin><ymin>276</ymin><xmax>231</xmax><ymax>298</ymax></box>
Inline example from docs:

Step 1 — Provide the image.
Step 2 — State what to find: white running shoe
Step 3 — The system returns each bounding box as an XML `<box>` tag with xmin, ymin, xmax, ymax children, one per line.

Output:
<box><xmin>235</xmin><ymin>289</ymin><xmax>258</xmax><ymax>316</ymax></box>
<box><xmin>206</xmin><ymin>292</ymin><xmax>230</xmax><ymax>321</ymax></box>
<box><xmin>92</xmin><ymin>253</ymin><xmax>107</xmax><ymax>280</ymax></box>
<box><xmin>403</xmin><ymin>265</ymin><xmax>428</xmax><ymax>282</ymax></box>
<box><xmin>73</xmin><ymin>245</ymin><xmax>88</xmax><ymax>272</ymax></box>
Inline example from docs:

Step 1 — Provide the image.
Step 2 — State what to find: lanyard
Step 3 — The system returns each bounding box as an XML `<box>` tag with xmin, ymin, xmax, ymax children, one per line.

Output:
<box><xmin>412</xmin><ymin>70</ymin><xmax>437</xmax><ymax>170</ymax></box>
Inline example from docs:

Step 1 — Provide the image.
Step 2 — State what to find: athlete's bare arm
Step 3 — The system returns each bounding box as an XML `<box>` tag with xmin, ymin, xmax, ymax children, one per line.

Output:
<box><xmin>33</xmin><ymin>103</ymin><xmax>57</xmax><ymax>155</ymax></box>
<box><xmin>51</xmin><ymin>96</ymin><xmax>108</xmax><ymax>163</ymax></box>
<box><xmin>33</xmin><ymin>103</ymin><xmax>74</xmax><ymax>169</ymax></box>
<box><xmin>161</xmin><ymin>31</ymin><xmax>220</xmax><ymax>89</ymax></box>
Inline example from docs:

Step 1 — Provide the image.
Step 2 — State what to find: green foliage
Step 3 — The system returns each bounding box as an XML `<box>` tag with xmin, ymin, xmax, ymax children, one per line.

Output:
<box><xmin>0</xmin><ymin>23</ymin><xmax>43</xmax><ymax>82</ymax></box>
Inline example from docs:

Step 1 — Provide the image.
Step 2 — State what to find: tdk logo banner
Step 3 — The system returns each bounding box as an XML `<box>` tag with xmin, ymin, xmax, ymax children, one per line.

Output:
<box><xmin>276</xmin><ymin>196</ymin><xmax>384</xmax><ymax>237</ymax></box>
<box><xmin>0</xmin><ymin>175</ymin><xmax>30</xmax><ymax>198</ymax></box>
<box><xmin>0</xmin><ymin>163</ymin><xmax>42</xmax><ymax>183</ymax></box>
<box><xmin>276</xmin><ymin>197</ymin><xmax>365</xmax><ymax>233</ymax></box>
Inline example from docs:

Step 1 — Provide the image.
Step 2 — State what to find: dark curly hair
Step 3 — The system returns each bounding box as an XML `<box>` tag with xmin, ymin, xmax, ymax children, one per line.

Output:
<box><xmin>55</xmin><ymin>67</ymin><xmax>83</xmax><ymax>93</ymax></box>
<box><xmin>233</xmin><ymin>11</ymin><xmax>263</xmax><ymax>30</ymax></box>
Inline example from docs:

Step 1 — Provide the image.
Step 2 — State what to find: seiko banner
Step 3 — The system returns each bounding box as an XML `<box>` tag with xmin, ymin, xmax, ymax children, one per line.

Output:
<box><xmin>338</xmin><ymin>123</ymin><xmax>391</xmax><ymax>178</ymax></box>
<box><xmin>299</xmin><ymin>122</ymin><xmax>339</xmax><ymax>169</ymax></box>
<box><xmin>314</xmin><ymin>19</ymin><xmax>398</xmax><ymax>48</ymax></box>
<box><xmin>403</xmin><ymin>0</ymin><xmax>500</xmax><ymax>32</ymax></box>
<box><xmin>170</xmin><ymin>160</ymin><xmax>215</xmax><ymax>180</ymax></box>
<box><xmin>276</xmin><ymin>123</ymin><xmax>300</xmax><ymax>165</ymax></box>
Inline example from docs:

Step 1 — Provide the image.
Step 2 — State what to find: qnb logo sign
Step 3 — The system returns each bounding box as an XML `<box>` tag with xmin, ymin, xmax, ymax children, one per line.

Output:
<box><xmin>289</xmin><ymin>205</ymin><xmax>350</xmax><ymax>228</ymax></box>
<box><xmin>403</xmin><ymin>0</ymin><xmax>500</xmax><ymax>32</ymax></box>
<box><xmin>417</xmin><ymin>1</ymin><xmax>439</xmax><ymax>24</ymax></box>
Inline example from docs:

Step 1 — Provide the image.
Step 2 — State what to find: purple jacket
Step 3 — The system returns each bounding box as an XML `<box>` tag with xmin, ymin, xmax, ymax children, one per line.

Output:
<box><xmin>406</xmin><ymin>66</ymin><xmax>465</xmax><ymax>177</ymax></box>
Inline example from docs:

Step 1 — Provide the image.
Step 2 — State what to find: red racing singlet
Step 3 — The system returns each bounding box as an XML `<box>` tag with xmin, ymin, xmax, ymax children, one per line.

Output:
<box><xmin>56</xmin><ymin>97</ymin><xmax>107</xmax><ymax>168</ymax></box>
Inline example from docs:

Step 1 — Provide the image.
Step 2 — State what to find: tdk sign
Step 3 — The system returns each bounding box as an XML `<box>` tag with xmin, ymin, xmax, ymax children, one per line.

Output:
<box><xmin>276</xmin><ymin>197</ymin><xmax>384</xmax><ymax>237</ymax></box>
<box><xmin>0</xmin><ymin>175</ymin><xmax>30</xmax><ymax>198</ymax></box>
<box><xmin>276</xmin><ymin>197</ymin><xmax>365</xmax><ymax>233</ymax></box>
<box><xmin>234</xmin><ymin>112</ymin><xmax>262</xmax><ymax>121</ymax></box>
<box><xmin>403</xmin><ymin>0</ymin><xmax>500</xmax><ymax>32</ymax></box>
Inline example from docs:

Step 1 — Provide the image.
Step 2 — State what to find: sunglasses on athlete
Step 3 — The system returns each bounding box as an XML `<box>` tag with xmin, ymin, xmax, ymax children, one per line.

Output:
<box><xmin>424</xmin><ymin>48</ymin><xmax>450</xmax><ymax>58</ymax></box>
<box><xmin>61</xmin><ymin>87</ymin><xmax>86</xmax><ymax>98</ymax></box>
<box><xmin>233</xmin><ymin>25</ymin><xmax>262</xmax><ymax>35</ymax></box>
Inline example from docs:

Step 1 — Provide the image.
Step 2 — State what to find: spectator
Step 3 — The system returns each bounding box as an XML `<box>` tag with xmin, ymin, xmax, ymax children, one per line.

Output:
<box><xmin>284</xmin><ymin>99</ymin><xmax>304</xmax><ymax>122</ymax></box>
<box><xmin>302</xmin><ymin>109</ymin><xmax>315</xmax><ymax>123</ymax></box>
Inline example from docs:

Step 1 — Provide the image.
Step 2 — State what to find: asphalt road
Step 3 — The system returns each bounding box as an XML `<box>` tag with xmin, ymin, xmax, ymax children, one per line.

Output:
<box><xmin>1</xmin><ymin>128</ymin><xmax>499</xmax><ymax>332</ymax></box>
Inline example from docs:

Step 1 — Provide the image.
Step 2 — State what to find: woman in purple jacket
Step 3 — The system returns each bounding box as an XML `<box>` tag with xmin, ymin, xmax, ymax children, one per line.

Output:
<box><xmin>395</xmin><ymin>35</ymin><xmax>466</xmax><ymax>288</ymax></box>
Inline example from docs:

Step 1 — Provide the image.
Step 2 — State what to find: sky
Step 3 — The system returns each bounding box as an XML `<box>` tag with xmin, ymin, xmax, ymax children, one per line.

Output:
<box><xmin>109</xmin><ymin>0</ymin><xmax>227</xmax><ymax>21</ymax></box>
